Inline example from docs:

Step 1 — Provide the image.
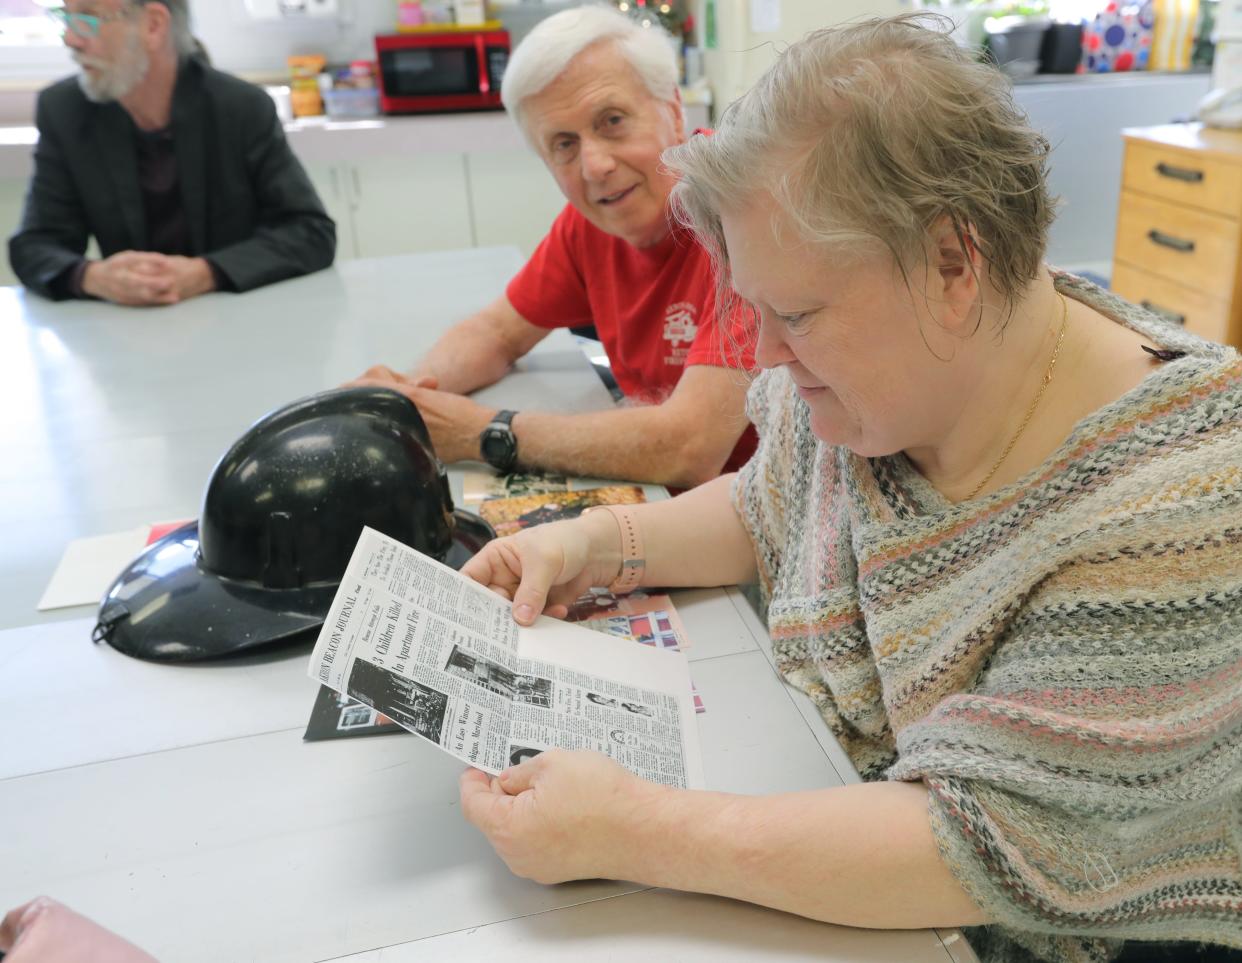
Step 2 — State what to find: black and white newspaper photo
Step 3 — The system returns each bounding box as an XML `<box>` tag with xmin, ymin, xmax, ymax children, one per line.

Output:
<box><xmin>308</xmin><ymin>527</ymin><xmax>705</xmax><ymax>788</ymax></box>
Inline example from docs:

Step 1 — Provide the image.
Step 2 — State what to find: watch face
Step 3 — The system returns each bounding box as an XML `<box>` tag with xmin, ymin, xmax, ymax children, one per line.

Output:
<box><xmin>482</xmin><ymin>427</ymin><xmax>516</xmax><ymax>468</ymax></box>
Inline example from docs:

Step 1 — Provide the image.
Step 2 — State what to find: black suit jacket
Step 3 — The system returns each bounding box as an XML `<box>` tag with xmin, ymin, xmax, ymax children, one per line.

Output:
<box><xmin>8</xmin><ymin>59</ymin><xmax>336</xmax><ymax>299</ymax></box>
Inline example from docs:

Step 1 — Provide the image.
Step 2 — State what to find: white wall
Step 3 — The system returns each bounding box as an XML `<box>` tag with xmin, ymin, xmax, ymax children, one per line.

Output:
<box><xmin>696</xmin><ymin>0</ymin><xmax>1209</xmax><ymax>268</ymax></box>
<box><xmin>1016</xmin><ymin>73</ymin><xmax>1211</xmax><ymax>267</ymax></box>
<box><xmin>189</xmin><ymin>0</ymin><xmax>576</xmax><ymax>77</ymax></box>
<box><xmin>189</xmin><ymin>0</ymin><xmax>399</xmax><ymax>76</ymax></box>
<box><xmin>700</xmin><ymin>0</ymin><xmax>905</xmax><ymax>109</ymax></box>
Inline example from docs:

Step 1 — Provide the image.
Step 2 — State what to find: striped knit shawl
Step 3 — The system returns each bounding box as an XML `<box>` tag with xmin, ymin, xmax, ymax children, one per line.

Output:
<box><xmin>733</xmin><ymin>275</ymin><xmax>1242</xmax><ymax>963</ymax></box>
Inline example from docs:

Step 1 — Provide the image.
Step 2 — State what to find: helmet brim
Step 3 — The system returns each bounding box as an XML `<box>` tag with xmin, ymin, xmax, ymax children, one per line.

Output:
<box><xmin>94</xmin><ymin>512</ymin><xmax>495</xmax><ymax>663</ymax></box>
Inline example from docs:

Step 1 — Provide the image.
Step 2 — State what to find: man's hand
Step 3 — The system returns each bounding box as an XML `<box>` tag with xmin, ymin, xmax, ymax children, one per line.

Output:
<box><xmin>346</xmin><ymin>365</ymin><xmax>438</xmax><ymax>396</ymax></box>
<box><xmin>459</xmin><ymin>750</ymin><xmax>665</xmax><ymax>885</ymax></box>
<box><xmin>405</xmin><ymin>385</ymin><xmax>497</xmax><ymax>463</ymax></box>
<box><xmin>344</xmin><ymin>367</ymin><xmax>494</xmax><ymax>463</ymax></box>
<box><xmin>82</xmin><ymin>252</ymin><xmax>216</xmax><ymax>306</ymax></box>
<box><xmin>164</xmin><ymin>255</ymin><xmax>216</xmax><ymax>301</ymax></box>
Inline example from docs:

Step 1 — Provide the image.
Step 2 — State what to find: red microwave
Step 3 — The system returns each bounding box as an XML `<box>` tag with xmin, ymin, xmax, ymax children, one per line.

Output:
<box><xmin>374</xmin><ymin>30</ymin><xmax>509</xmax><ymax>114</ymax></box>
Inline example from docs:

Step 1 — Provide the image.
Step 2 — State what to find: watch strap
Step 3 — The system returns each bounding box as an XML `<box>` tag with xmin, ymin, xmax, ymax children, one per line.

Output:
<box><xmin>584</xmin><ymin>505</ymin><xmax>645</xmax><ymax>594</ymax></box>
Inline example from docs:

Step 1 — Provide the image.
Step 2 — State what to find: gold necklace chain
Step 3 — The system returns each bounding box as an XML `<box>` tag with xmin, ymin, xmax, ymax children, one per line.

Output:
<box><xmin>967</xmin><ymin>292</ymin><xmax>1069</xmax><ymax>500</ymax></box>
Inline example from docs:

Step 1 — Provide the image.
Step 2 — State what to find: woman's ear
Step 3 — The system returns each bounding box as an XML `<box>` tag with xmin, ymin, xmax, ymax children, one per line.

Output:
<box><xmin>930</xmin><ymin>216</ymin><xmax>983</xmax><ymax>334</ymax></box>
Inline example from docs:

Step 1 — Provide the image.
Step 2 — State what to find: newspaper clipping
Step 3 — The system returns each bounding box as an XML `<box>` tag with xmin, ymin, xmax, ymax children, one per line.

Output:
<box><xmin>308</xmin><ymin>527</ymin><xmax>704</xmax><ymax>788</ymax></box>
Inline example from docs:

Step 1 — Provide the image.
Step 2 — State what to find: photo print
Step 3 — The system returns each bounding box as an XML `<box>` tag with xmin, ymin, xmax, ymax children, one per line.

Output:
<box><xmin>347</xmin><ymin>659</ymin><xmax>449</xmax><ymax>743</ymax></box>
<box><xmin>461</xmin><ymin>469</ymin><xmax>573</xmax><ymax>505</ymax></box>
<box><xmin>478</xmin><ymin>485</ymin><xmax>645</xmax><ymax>537</ymax></box>
<box><xmin>508</xmin><ymin>744</ymin><xmax>544</xmax><ymax>767</ymax></box>
<box><xmin>445</xmin><ymin>645</ymin><xmax>553</xmax><ymax>708</ymax></box>
<box><xmin>302</xmin><ymin>685</ymin><xmax>407</xmax><ymax>741</ymax></box>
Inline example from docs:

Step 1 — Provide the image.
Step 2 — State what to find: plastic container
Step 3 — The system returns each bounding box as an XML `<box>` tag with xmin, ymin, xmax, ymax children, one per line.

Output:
<box><xmin>454</xmin><ymin>0</ymin><xmax>486</xmax><ymax>25</ymax></box>
<box><xmin>288</xmin><ymin>54</ymin><xmax>327</xmax><ymax>117</ymax></box>
<box><xmin>323</xmin><ymin>87</ymin><xmax>381</xmax><ymax>118</ymax></box>
<box><xmin>397</xmin><ymin>1</ymin><xmax>425</xmax><ymax>27</ymax></box>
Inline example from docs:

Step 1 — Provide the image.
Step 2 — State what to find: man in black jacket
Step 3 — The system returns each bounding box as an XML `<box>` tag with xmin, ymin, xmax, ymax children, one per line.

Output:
<box><xmin>8</xmin><ymin>0</ymin><xmax>336</xmax><ymax>305</ymax></box>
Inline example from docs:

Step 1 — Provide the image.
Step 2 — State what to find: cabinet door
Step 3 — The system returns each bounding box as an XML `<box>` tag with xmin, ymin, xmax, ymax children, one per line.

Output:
<box><xmin>303</xmin><ymin>161</ymin><xmax>358</xmax><ymax>261</ymax></box>
<box><xmin>0</xmin><ymin>177</ymin><xmax>29</xmax><ymax>287</ymax></box>
<box><xmin>348</xmin><ymin>154</ymin><xmax>473</xmax><ymax>258</ymax></box>
<box><xmin>467</xmin><ymin>150</ymin><xmax>566</xmax><ymax>257</ymax></box>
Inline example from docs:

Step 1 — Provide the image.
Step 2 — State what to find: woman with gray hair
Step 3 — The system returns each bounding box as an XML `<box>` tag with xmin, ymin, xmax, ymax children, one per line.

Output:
<box><xmin>460</xmin><ymin>14</ymin><xmax>1242</xmax><ymax>963</ymax></box>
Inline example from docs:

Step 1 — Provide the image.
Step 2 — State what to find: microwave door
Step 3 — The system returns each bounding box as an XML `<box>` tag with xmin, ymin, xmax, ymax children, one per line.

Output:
<box><xmin>383</xmin><ymin>47</ymin><xmax>478</xmax><ymax>97</ymax></box>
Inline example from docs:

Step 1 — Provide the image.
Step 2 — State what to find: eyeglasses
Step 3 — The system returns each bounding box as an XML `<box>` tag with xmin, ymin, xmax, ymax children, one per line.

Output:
<box><xmin>46</xmin><ymin>7</ymin><xmax>134</xmax><ymax>40</ymax></box>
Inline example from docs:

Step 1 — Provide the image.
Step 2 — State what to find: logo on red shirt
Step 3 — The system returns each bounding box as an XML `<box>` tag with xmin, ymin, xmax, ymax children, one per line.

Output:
<box><xmin>663</xmin><ymin>301</ymin><xmax>698</xmax><ymax>366</ymax></box>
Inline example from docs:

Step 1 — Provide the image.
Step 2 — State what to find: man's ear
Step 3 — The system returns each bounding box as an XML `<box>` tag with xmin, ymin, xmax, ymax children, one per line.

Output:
<box><xmin>668</xmin><ymin>87</ymin><xmax>686</xmax><ymax>142</ymax></box>
<box><xmin>930</xmin><ymin>215</ymin><xmax>983</xmax><ymax>334</ymax></box>
<box><xmin>140</xmin><ymin>1</ymin><xmax>173</xmax><ymax>53</ymax></box>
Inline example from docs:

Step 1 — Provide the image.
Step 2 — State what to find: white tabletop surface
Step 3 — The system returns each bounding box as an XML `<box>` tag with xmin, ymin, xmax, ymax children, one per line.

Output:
<box><xmin>1</xmin><ymin>247</ymin><xmax>646</xmax><ymax>632</ymax></box>
<box><xmin>0</xmin><ymin>249</ymin><xmax>974</xmax><ymax>963</ymax></box>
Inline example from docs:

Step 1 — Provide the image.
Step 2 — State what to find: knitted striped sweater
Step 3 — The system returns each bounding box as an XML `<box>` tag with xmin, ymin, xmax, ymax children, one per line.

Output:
<box><xmin>732</xmin><ymin>275</ymin><xmax>1242</xmax><ymax>963</ymax></box>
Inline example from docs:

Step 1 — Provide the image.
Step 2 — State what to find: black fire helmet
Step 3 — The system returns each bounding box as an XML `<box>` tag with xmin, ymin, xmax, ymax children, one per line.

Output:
<box><xmin>93</xmin><ymin>387</ymin><xmax>494</xmax><ymax>662</ymax></box>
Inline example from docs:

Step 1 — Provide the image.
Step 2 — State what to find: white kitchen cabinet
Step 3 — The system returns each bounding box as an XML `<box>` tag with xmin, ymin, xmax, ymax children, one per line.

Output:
<box><xmin>0</xmin><ymin>176</ymin><xmax>28</xmax><ymax>286</ymax></box>
<box><xmin>303</xmin><ymin>160</ymin><xmax>358</xmax><ymax>261</ymax></box>
<box><xmin>306</xmin><ymin>154</ymin><xmax>473</xmax><ymax>260</ymax></box>
<box><xmin>466</xmin><ymin>149</ymin><xmax>566</xmax><ymax>256</ymax></box>
<box><xmin>349</xmin><ymin>153</ymin><xmax>473</xmax><ymax>257</ymax></box>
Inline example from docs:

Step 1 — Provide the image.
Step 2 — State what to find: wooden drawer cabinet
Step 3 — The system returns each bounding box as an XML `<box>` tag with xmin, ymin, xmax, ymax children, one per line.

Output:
<box><xmin>1110</xmin><ymin>262</ymin><xmax>1232</xmax><ymax>344</ymax></box>
<box><xmin>1121</xmin><ymin>138</ymin><xmax>1242</xmax><ymax>215</ymax></box>
<box><xmin>1112</xmin><ymin>123</ymin><xmax>1242</xmax><ymax>350</ymax></box>
<box><xmin>1114</xmin><ymin>191</ymin><xmax>1240</xmax><ymax>300</ymax></box>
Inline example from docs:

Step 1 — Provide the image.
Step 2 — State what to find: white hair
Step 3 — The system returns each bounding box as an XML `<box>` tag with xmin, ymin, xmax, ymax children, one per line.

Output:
<box><xmin>501</xmin><ymin>4</ymin><xmax>679</xmax><ymax>131</ymax></box>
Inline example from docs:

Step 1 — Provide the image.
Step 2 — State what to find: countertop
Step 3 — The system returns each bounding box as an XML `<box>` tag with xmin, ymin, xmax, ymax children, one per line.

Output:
<box><xmin>0</xmin><ymin>84</ymin><xmax>714</xmax><ymax>177</ymax></box>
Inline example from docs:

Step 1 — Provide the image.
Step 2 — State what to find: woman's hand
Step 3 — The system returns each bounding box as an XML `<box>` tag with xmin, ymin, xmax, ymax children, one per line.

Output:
<box><xmin>461</xmin><ymin>513</ymin><xmax>622</xmax><ymax>625</ymax></box>
<box><xmin>459</xmin><ymin>749</ymin><xmax>664</xmax><ymax>884</ymax></box>
<box><xmin>0</xmin><ymin>897</ymin><xmax>157</xmax><ymax>962</ymax></box>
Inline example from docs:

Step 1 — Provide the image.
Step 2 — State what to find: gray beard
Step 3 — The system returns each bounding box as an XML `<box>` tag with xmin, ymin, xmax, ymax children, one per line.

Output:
<box><xmin>75</xmin><ymin>33</ymin><xmax>150</xmax><ymax>103</ymax></box>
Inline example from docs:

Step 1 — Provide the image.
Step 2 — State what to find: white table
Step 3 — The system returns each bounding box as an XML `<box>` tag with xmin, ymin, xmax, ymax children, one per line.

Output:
<box><xmin>0</xmin><ymin>250</ymin><xmax>975</xmax><ymax>963</ymax></box>
<box><xmin>1</xmin><ymin>247</ymin><xmax>640</xmax><ymax>632</ymax></box>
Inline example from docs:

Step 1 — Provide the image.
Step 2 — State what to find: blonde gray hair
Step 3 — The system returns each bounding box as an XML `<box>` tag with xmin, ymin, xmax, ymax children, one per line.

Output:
<box><xmin>501</xmin><ymin>4</ymin><xmax>679</xmax><ymax>135</ymax></box>
<box><xmin>666</xmin><ymin>13</ymin><xmax>1054</xmax><ymax>331</ymax></box>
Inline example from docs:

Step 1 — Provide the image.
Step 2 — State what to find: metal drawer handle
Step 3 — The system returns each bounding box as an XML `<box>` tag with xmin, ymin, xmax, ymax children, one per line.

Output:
<box><xmin>1146</xmin><ymin>229</ymin><xmax>1195</xmax><ymax>253</ymax></box>
<box><xmin>1139</xmin><ymin>299</ymin><xmax>1186</xmax><ymax>326</ymax></box>
<box><xmin>1155</xmin><ymin>162</ymin><xmax>1204</xmax><ymax>183</ymax></box>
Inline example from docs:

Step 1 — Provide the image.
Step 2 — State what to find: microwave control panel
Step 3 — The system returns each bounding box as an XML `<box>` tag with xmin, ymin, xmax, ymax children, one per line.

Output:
<box><xmin>487</xmin><ymin>48</ymin><xmax>509</xmax><ymax>91</ymax></box>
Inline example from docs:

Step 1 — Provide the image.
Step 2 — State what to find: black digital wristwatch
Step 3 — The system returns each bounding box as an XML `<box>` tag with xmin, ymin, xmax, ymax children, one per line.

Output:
<box><xmin>479</xmin><ymin>409</ymin><xmax>519</xmax><ymax>473</ymax></box>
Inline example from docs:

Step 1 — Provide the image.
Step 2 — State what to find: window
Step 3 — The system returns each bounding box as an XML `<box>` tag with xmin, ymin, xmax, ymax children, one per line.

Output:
<box><xmin>1</xmin><ymin>0</ymin><xmax>61</xmax><ymax>46</ymax></box>
<box><xmin>1</xmin><ymin>0</ymin><xmax>73</xmax><ymax>84</ymax></box>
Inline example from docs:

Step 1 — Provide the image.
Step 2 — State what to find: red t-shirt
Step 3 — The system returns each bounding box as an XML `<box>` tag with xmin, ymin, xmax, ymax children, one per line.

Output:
<box><xmin>506</xmin><ymin>203</ymin><xmax>757</xmax><ymax>472</ymax></box>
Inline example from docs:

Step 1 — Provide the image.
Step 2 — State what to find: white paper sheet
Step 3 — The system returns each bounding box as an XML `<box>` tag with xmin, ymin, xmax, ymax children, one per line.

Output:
<box><xmin>37</xmin><ymin>527</ymin><xmax>152</xmax><ymax>611</ymax></box>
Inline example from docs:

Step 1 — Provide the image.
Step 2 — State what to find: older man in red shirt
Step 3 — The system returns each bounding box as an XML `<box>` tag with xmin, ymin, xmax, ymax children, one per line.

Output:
<box><xmin>352</xmin><ymin>6</ymin><xmax>754</xmax><ymax>489</ymax></box>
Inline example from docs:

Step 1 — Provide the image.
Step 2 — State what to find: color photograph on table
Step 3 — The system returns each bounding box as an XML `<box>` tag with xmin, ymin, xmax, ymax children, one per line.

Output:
<box><xmin>569</xmin><ymin>593</ymin><xmax>690</xmax><ymax>653</ymax></box>
<box><xmin>303</xmin><ymin>685</ymin><xmax>407</xmax><ymax>741</ymax></box>
<box><xmin>568</xmin><ymin>591</ymin><xmax>704</xmax><ymax>713</ymax></box>
<box><xmin>462</xmin><ymin>469</ymin><xmax>578</xmax><ymax>505</ymax></box>
<box><xmin>478</xmin><ymin>486</ymin><xmax>645</xmax><ymax>536</ymax></box>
